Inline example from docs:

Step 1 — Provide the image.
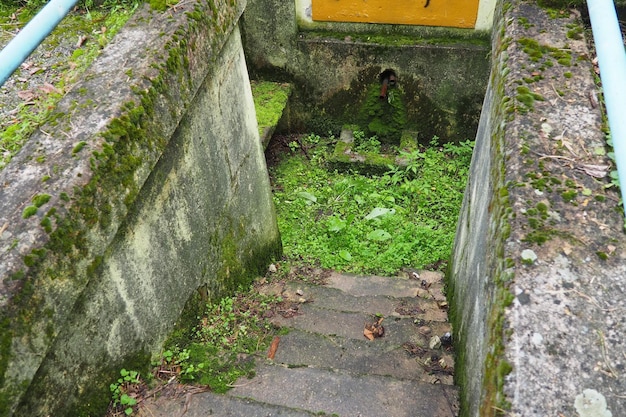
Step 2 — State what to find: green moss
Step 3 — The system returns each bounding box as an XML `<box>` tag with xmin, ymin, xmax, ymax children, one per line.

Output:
<box><xmin>561</xmin><ymin>190</ymin><xmax>577</xmax><ymax>202</ymax></box>
<box><xmin>32</xmin><ymin>193</ymin><xmax>51</xmax><ymax>208</ymax></box>
<box><xmin>536</xmin><ymin>202</ymin><xmax>548</xmax><ymax>213</ymax></box>
<box><xmin>40</xmin><ymin>217</ymin><xmax>53</xmax><ymax>234</ymax></box>
<box><xmin>22</xmin><ymin>206</ymin><xmax>38</xmax><ymax>219</ymax></box>
<box><xmin>596</xmin><ymin>251</ymin><xmax>609</xmax><ymax>260</ymax></box>
<box><xmin>299</xmin><ymin>28</ymin><xmax>490</xmax><ymax>48</ymax></box>
<box><xmin>0</xmin><ymin>313</ymin><xmax>13</xmax><ymax>416</ymax></box>
<box><xmin>357</xmin><ymin>84</ymin><xmax>407</xmax><ymax>144</ymax></box>
<box><xmin>72</xmin><ymin>141</ymin><xmax>87</xmax><ymax>154</ymax></box>
<box><xmin>148</xmin><ymin>0</ymin><xmax>178</xmax><ymax>11</ymax></box>
<box><xmin>251</xmin><ymin>81</ymin><xmax>291</xmax><ymax>136</ymax></box>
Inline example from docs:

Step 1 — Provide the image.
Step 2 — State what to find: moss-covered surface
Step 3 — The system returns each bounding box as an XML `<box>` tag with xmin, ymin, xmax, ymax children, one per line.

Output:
<box><xmin>451</xmin><ymin>0</ymin><xmax>626</xmax><ymax>416</ymax></box>
<box><xmin>328</xmin><ymin>128</ymin><xmax>418</xmax><ymax>175</ymax></box>
<box><xmin>355</xmin><ymin>83</ymin><xmax>407</xmax><ymax>144</ymax></box>
<box><xmin>0</xmin><ymin>3</ymin><xmax>137</xmax><ymax>172</ymax></box>
<box><xmin>250</xmin><ymin>80</ymin><xmax>292</xmax><ymax>141</ymax></box>
<box><xmin>298</xmin><ymin>28</ymin><xmax>491</xmax><ymax>47</ymax></box>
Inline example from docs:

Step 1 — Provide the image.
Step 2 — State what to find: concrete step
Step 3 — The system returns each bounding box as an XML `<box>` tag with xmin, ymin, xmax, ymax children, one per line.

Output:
<box><xmin>272</xmin><ymin>328</ymin><xmax>454</xmax><ymax>384</ymax></box>
<box><xmin>135</xmin><ymin>270</ymin><xmax>457</xmax><ymax>416</ymax></box>
<box><xmin>136</xmin><ymin>389</ymin><xmax>317</xmax><ymax>417</ymax></box>
<box><xmin>281</xmin><ymin>280</ymin><xmax>449</xmax><ymax>322</ymax></box>
<box><xmin>227</xmin><ymin>362</ymin><xmax>459</xmax><ymax>417</ymax></box>
<box><xmin>270</xmin><ymin>302</ymin><xmax>451</xmax><ymax>345</ymax></box>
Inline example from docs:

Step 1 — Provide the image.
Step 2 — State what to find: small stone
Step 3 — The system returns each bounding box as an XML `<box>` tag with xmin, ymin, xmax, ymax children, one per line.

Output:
<box><xmin>429</xmin><ymin>335</ymin><xmax>442</xmax><ymax>350</ymax></box>
<box><xmin>298</xmin><ymin>297</ymin><xmax>307</xmax><ymax>303</ymax></box>
<box><xmin>268</xmin><ymin>263</ymin><xmax>277</xmax><ymax>273</ymax></box>
<box><xmin>418</xmin><ymin>326</ymin><xmax>432</xmax><ymax>335</ymax></box>
<box><xmin>521</xmin><ymin>249</ymin><xmax>537</xmax><ymax>264</ymax></box>
<box><xmin>295</xmin><ymin>289</ymin><xmax>304</xmax><ymax>296</ymax></box>
<box><xmin>441</xmin><ymin>332</ymin><xmax>453</xmax><ymax>346</ymax></box>
<box><xmin>416</xmin><ymin>288</ymin><xmax>431</xmax><ymax>299</ymax></box>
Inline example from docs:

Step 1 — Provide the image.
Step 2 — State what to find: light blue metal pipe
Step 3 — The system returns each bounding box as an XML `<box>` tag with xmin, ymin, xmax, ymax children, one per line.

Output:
<box><xmin>587</xmin><ymin>0</ymin><xmax>626</xmax><ymax>216</ymax></box>
<box><xmin>0</xmin><ymin>0</ymin><xmax>79</xmax><ymax>86</ymax></box>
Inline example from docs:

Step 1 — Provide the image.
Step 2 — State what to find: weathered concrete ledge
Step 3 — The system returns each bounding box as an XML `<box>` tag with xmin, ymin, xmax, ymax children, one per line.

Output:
<box><xmin>450</xmin><ymin>0</ymin><xmax>626</xmax><ymax>416</ymax></box>
<box><xmin>0</xmin><ymin>1</ymin><xmax>280</xmax><ymax>415</ymax></box>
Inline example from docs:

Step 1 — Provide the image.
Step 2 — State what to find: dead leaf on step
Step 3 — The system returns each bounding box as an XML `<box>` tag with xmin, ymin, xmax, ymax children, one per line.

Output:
<box><xmin>40</xmin><ymin>82</ymin><xmax>60</xmax><ymax>95</ymax></box>
<box><xmin>267</xmin><ymin>336</ymin><xmax>280</xmax><ymax>359</ymax></box>
<box><xmin>17</xmin><ymin>90</ymin><xmax>36</xmax><ymax>101</ymax></box>
<box><xmin>577</xmin><ymin>164</ymin><xmax>609</xmax><ymax>178</ymax></box>
<box><xmin>76</xmin><ymin>34</ymin><xmax>88</xmax><ymax>47</ymax></box>
<box><xmin>364</xmin><ymin>317</ymin><xmax>385</xmax><ymax>340</ymax></box>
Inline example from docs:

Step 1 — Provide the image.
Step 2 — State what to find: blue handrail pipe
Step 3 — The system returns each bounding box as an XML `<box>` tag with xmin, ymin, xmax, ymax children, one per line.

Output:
<box><xmin>0</xmin><ymin>0</ymin><xmax>78</xmax><ymax>87</ymax></box>
<box><xmin>587</xmin><ymin>0</ymin><xmax>626</xmax><ymax>220</ymax></box>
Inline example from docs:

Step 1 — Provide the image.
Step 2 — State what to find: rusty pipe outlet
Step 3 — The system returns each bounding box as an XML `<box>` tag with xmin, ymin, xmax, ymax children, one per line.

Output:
<box><xmin>379</xmin><ymin>70</ymin><xmax>397</xmax><ymax>100</ymax></box>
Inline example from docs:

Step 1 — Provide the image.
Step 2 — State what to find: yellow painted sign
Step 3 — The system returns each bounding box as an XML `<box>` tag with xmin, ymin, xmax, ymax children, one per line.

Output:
<box><xmin>311</xmin><ymin>0</ymin><xmax>479</xmax><ymax>28</ymax></box>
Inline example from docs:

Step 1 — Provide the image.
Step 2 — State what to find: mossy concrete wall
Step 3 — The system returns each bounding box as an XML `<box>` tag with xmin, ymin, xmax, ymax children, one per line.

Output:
<box><xmin>241</xmin><ymin>0</ymin><xmax>491</xmax><ymax>142</ymax></box>
<box><xmin>450</xmin><ymin>0</ymin><xmax>626</xmax><ymax>416</ymax></box>
<box><xmin>0</xmin><ymin>1</ymin><xmax>280</xmax><ymax>415</ymax></box>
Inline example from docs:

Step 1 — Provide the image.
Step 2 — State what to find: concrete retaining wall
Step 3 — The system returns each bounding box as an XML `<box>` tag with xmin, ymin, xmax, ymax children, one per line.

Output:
<box><xmin>0</xmin><ymin>1</ymin><xmax>280</xmax><ymax>415</ymax></box>
<box><xmin>450</xmin><ymin>1</ymin><xmax>626</xmax><ymax>416</ymax></box>
<box><xmin>241</xmin><ymin>0</ymin><xmax>491</xmax><ymax>142</ymax></box>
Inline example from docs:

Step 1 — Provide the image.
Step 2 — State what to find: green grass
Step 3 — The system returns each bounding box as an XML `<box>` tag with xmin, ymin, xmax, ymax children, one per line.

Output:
<box><xmin>270</xmin><ymin>135</ymin><xmax>473</xmax><ymax>275</ymax></box>
<box><xmin>0</xmin><ymin>2</ymin><xmax>139</xmax><ymax>171</ymax></box>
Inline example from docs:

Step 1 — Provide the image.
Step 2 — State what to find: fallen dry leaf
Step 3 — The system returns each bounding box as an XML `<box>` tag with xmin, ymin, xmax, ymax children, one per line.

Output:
<box><xmin>267</xmin><ymin>336</ymin><xmax>280</xmax><ymax>359</ymax></box>
<box><xmin>76</xmin><ymin>35</ymin><xmax>88</xmax><ymax>47</ymax></box>
<box><xmin>578</xmin><ymin>164</ymin><xmax>609</xmax><ymax>178</ymax></box>
<box><xmin>364</xmin><ymin>317</ymin><xmax>384</xmax><ymax>341</ymax></box>
<box><xmin>40</xmin><ymin>82</ymin><xmax>60</xmax><ymax>95</ymax></box>
<box><xmin>28</xmin><ymin>67</ymin><xmax>44</xmax><ymax>76</ymax></box>
<box><xmin>17</xmin><ymin>90</ymin><xmax>36</xmax><ymax>101</ymax></box>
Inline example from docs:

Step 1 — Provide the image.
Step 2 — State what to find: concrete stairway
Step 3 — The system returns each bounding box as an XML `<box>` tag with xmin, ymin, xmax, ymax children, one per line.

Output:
<box><xmin>137</xmin><ymin>271</ymin><xmax>458</xmax><ymax>417</ymax></box>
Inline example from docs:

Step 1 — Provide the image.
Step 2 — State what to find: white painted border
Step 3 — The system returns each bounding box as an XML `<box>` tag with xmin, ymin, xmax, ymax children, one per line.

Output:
<box><xmin>475</xmin><ymin>0</ymin><xmax>496</xmax><ymax>30</ymax></box>
<box><xmin>295</xmin><ymin>0</ymin><xmax>314</xmax><ymax>26</ymax></box>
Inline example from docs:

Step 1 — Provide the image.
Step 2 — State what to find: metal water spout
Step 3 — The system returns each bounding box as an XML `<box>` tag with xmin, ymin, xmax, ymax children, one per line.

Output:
<box><xmin>379</xmin><ymin>69</ymin><xmax>397</xmax><ymax>100</ymax></box>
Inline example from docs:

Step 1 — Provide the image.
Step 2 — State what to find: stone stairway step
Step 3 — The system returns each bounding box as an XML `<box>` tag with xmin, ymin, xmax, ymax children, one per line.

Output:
<box><xmin>282</xmin><ymin>281</ymin><xmax>449</xmax><ymax>322</ymax></box>
<box><xmin>228</xmin><ymin>362</ymin><xmax>459</xmax><ymax>417</ymax></box>
<box><xmin>325</xmin><ymin>270</ymin><xmax>446</xmax><ymax>301</ymax></box>
<box><xmin>136</xmin><ymin>388</ymin><xmax>317</xmax><ymax>417</ymax></box>
<box><xmin>270</xmin><ymin>303</ymin><xmax>450</xmax><ymax>345</ymax></box>
<box><xmin>271</xmin><ymin>299</ymin><xmax>451</xmax><ymax>342</ymax></box>
<box><xmin>135</xmin><ymin>270</ymin><xmax>457</xmax><ymax>416</ymax></box>
<box><xmin>272</xmin><ymin>328</ymin><xmax>454</xmax><ymax>384</ymax></box>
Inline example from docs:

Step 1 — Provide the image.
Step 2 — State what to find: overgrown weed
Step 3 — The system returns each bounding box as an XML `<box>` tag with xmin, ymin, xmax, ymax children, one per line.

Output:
<box><xmin>106</xmin><ymin>286</ymin><xmax>284</xmax><ymax>415</ymax></box>
<box><xmin>270</xmin><ymin>133</ymin><xmax>473</xmax><ymax>275</ymax></box>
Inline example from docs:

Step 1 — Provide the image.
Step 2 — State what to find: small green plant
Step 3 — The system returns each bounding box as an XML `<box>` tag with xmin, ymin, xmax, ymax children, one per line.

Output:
<box><xmin>288</xmin><ymin>141</ymin><xmax>300</xmax><ymax>153</ymax></box>
<box><xmin>109</xmin><ymin>369</ymin><xmax>140</xmax><ymax>415</ymax></box>
<box><xmin>354</xmin><ymin>133</ymin><xmax>381</xmax><ymax>154</ymax></box>
<box><xmin>157</xmin><ymin>291</ymin><xmax>282</xmax><ymax>393</ymax></box>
